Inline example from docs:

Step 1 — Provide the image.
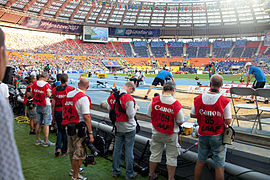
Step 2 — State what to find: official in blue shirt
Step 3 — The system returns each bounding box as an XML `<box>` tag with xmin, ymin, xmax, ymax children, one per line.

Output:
<box><xmin>144</xmin><ymin>67</ymin><xmax>175</xmax><ymax>99</ymax></box>
<box><xmin>245</xmin><ymin>62</ymin><xmax>267</xmax><ymax>103</ymax></box>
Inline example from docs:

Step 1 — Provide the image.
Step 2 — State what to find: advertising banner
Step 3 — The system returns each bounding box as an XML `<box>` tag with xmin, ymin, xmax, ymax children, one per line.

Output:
<box><xmin>109</xmin><ymin>27</ymin><xmax>160</xmax><ymax>37</ymax></box>
<box><xmin>21</xmin><ymin>17</ymin><xmax>83</xmax><ymax>34</ymax></box>
<box><xmin>102</xmin><ymin>60</ymin><xmax>121</xmax><ymax>68</ymax></box>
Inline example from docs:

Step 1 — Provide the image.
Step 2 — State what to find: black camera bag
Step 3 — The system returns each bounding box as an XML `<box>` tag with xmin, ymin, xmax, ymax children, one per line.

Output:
<box><xmin>67</xmin><ymin>123</ymin><xmax>77</xmax><ymax>136</ymax></box>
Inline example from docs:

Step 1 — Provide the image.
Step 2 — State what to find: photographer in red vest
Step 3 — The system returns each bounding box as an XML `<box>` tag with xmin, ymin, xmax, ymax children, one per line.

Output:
<box><xmin>107</xmin><ymin>81</ymin><xmax>139</xmax><ymax>179</ymax></box>
<box><xmin>190</xmin><ymin>74</ymin><xmax>232</xmax><ymax>180</ymax></box>
<box><xmin>24</xmin><ymin>75</ymin><xmax>37</xmax><ymax>135</ymax></box>
<box><xmin>32</xmin><ymin>72</ymin><xmax>55</xmax><ymax>147</ymax></box>
<box><xmin>147</xmin><ymin>82</ymin><xmax>184</xmax><ymax>180</ymax></box>
<box><xmin>52</xmin><ymin>73</ymin><xmax>74</xmax><ymax>156</ymax></box>
<box><xmin>62</xmin><ymin>78</ymin><xmax>93</xmax><ymax>180</ymax></box>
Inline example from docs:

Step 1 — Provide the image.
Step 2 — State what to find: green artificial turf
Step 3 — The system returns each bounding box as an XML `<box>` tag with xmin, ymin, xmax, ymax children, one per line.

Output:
<box><xmin>14</xmin><ymin>120</ymin><xmax>166</xmax><ymax>180</ymax></box>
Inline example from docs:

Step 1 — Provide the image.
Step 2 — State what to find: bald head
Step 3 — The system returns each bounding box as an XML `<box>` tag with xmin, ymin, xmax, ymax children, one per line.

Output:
<box><xmin>78</xmin><ymin>78</ymin><xmax>89</xmax><ymax>90</ymax></box>
<box><xmin>210</xmin><ymin>74</ymin><xmax>223</xmax><ymax>89</ymax></box>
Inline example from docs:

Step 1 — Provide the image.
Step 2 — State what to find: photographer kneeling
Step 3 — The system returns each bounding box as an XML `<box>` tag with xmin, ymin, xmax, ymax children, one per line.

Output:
<box><xmin>62</xmin><ymin>78</ymin><xmax>94</xmax><ymax>180</ymax></box>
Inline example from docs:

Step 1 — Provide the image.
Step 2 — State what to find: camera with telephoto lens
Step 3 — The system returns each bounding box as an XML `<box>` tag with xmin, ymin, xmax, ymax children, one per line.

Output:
<box><xmin>82</xmin><ymin>136</ymin><xmax>100</xmax><ymax>156</ymax></box>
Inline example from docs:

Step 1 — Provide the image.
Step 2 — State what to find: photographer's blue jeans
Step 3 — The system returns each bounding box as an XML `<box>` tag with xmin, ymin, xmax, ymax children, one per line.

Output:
<box><xmin>112</xmin><ymin>130</ymin><xmax>136</xmax><ymax>179</ymax></box>
<box><xmin>55</xmin><ymin>111</ymin><xmax>67</xmax><ymax>153</ymax></box>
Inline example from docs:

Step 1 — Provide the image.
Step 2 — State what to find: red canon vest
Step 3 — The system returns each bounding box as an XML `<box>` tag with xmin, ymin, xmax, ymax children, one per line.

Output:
<box><xmin>32</xmin><ymin>81</ymin><xmax>50</xmax><ymax>107</ymax></box>
<box><xmin>62</xmin><ymin>91</ymin><xmax>91</xmax><ymax>125</ymax></box>
<box><xmin>194</xmin><ymin>94</ymin><xmax>230</xmax><ymax>136</ymax></box>
<box><xmin>24</xmin><ymin>84</ymin><xmax>33</xmax><ymax>104</ymax></box>
<box><xmin>151</xmin><ymin>96</ymin><xmax>182</xmax><ymax>135</ymax></box>
<box><xmin>52</xmin><ymin>85</ymin><xmax>74</xmax><ymax>112</ymax></box>
<box><xmin>107</xmin><ymin>93</ymin><xmax>135</xmax><ymax>122</ymax></box>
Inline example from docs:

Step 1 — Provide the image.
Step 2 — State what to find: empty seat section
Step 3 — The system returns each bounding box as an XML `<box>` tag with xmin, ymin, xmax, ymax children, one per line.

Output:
<box><xmin>197</xmin><ymin>47</ymin><xmax>210</xmax><ymax>58</ymax></box>
<box><xmin>151</xmin><ymin>41</ymin><xmax>166</xmax><ymax>58</ymax></box>
<box><xmin>168</xmin><ymin>42</ymin><xmax>183</xmax><ymax>57</ymax></box>
<box><xmin>122</xmin><ymin>43</ymin><xmax>133</xmax><ymax>57</ymax></box>
<box><xmin>133</xmin><ymin>41</ymin><xmax>149</xmax><ymax>57</ymax></box>
<box><xmin>213</xmin><ymin>48</ymin><xmax>230</xmax><ymax>58</ymax></box>
<box><xmin>186</xmin><ymin>47</ymin><xmax>197</xmax><ymax>58</ymax></box>
<box><xmin>242</xmin><ymin>47</ymin><xmax>257</xmax><ymax>58</ymax></box>
<box><xmin>231</xmin><ymin>47</ymin><xmax>244</xmax><ymax>58</ymax></box>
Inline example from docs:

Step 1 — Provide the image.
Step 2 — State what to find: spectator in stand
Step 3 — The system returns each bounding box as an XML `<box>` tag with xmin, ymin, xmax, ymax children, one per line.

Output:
<box><xmin>107</xmin><ymin>82</ymin><xmax>139</xmax><ymax>180</ymax></box>
<box><xmin>32</xmin><ymin>72</ymin><xmax>55</xmax><ymax>147</ymax></box>
<box><xmin>51</xmin><ymin>73</ymin><xmax>61</xmax><ymax>89</ymax></box>
<box><xmin>23</xmin><ymin>75</ymin><xmax>37</xmax><ymax>134</ymax></box>
<box><xmin>144</xmin><ymin>67</ymin><xmax>175</xmax><ymax>99</ymax></box>
<box><xmin>190</xmin><ymin>74</ymin><xmax>232</xmax><ymax>180</ymax></box>
<box><xmin>52</xmin><ymin>74</ymin><xmax>74</xmax><ymax>157</ymax></box>
<box><xmin>147</xmin><ymin>82</ymin><xmax>184</xmax><ymax>180</ymax></box>
<box><xmin>0</xmin><ymin>81</ymin><xmax>9</xmax><ymax>102</ymax></box>
<box><xmin>62</xmin><ymin>78</ymin><xmax>93</xmax><ymax>180</ymax></box>
<box><xmin>245</xmin><ymin>62</ymin><xmax>268</xmax><ymax>104</ymax></box>
<box><xmin>0</xmin><ymin>27</ymin><xmax>25</xmax><ymax>180</ymax></box>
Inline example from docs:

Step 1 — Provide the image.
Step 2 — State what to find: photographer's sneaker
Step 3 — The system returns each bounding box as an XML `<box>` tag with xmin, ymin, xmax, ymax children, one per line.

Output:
<box><xmin>42</xmin><ymin>140</ymin><xmax>55</xmax><ymax>147</ymax></box>
<box><xmin>71</xmin><ymin>175</ymin><xmax>88</xmax><ymax>180</ymax></box>
<box><xmin>34</xmin><ymin>140</ymin><xmax>44</xmax><ymax>146</ymax></box>
<box><xmin>71</xmin><ymin>174</ymin><xmax>87</xmax><ymax>180</ymax></box>
<box><xmin>69</xmin><ymin>168</ymin><xmax>84</xmax><ymax>176</ymax></box>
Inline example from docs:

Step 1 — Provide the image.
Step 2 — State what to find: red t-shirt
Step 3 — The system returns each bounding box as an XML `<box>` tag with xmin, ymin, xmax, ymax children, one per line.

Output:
<box><xmin>32</xmin><ymin>81</ymin><xmax>51</xmax><ymax>107</ymax></box>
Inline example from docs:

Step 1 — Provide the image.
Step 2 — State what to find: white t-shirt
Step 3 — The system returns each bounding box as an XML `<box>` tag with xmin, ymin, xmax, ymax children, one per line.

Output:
<box><xmin>0</xmin><ymin>83</ymin><xmax>9</xmax><ymax>98</ymax></box>
<box><xmin>67</xmin><ymin>88</ymin><xmax>91</xmax><ymax>123</ymax></box>
<box><xmin>147</xmin><ymin>94</ymin><xmax>185</xmax><ymax>133</ymax></box>
<box><xmin>36</xmin><ymin>81</ymin><xmax>51</xmax><ymax>106</ymax></box>
<box><xmin>190</xmin><ymin>93</ymin><xmax>232</xmax><ymax>119</ymax></box>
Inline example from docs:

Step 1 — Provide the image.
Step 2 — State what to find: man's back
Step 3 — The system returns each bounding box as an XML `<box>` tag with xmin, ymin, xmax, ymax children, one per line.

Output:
<box><xmin>249</xmin><ymin>66</ymin><xmax>266</xmax><ymax>82</ymax></box>
<box><xmin>0</xmin><ymin>95</ymin><xmax>24</xmax><ymax>179</ymax></box>
<box><xmin>156</xmin><ymin>70</ymin><xmax>172</xmax><ymax>80</ymax></box>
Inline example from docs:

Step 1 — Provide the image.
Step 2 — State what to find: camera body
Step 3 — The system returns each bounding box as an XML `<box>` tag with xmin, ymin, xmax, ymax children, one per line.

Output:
<box><xmin>83</xmin><ymin>154</ymin><xmax>96</xmax><ymax>167</ymax></box>
<box><xmin>82</xmin><ymin>136</ymin><xmax>100</xmax><ymax>156</ymax></box>
<box><xmin>26</xmin><ymin>99</ymin><xmax>36</xmax><ymax>110</ymax></box>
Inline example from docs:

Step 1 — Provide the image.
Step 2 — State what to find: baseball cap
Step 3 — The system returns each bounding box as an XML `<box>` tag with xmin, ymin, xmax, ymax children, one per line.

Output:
<box><xmin>245</xmin><ymin>62</ymin><xmax>252</xmax><ymax>68</ymax></box>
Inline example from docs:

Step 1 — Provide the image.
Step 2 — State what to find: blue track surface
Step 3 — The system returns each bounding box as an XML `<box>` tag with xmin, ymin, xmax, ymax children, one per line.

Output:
<box><xmin>66</xmin><ymin>74</ymin><xmax>207</xmax><ymax>114</ymax></box>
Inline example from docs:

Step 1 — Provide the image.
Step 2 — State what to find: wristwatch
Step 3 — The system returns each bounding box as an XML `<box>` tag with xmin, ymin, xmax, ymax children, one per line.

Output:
<box><xmin>88</xmin><ymin>131</ymin><xmax>93</xmax><ymax>134</ymax></box>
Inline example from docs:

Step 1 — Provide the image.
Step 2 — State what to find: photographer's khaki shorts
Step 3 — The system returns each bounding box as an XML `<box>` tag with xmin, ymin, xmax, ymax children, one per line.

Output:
<box><xmin>67</xmin><ymin>135</ymin><xmax>86</xmax><ymax>160</ymax></box>
<box><xmin>149</xmin><ymin>132</ymin><xmax>181</xmax><ymax>167</ymax></box>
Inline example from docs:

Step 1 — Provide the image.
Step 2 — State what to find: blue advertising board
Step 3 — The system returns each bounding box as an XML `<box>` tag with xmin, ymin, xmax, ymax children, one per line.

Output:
<box><xmin>109</xmin><ymin>27</ymin><xmax>160</xmax><ymax>37</ymax></box>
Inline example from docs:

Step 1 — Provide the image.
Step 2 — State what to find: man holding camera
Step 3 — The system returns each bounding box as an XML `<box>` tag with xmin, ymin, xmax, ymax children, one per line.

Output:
<box><xmin>107</xmin><ymin>81</ymin><xmax>139</xmax><ymax>180</ymax></box>
<box><xmin>32</xmin><ymin>72</ymin><xmax>55</xmax><ymax>147</ymax></box>
<box><xmin>147</xmin><ymin>82</ymin><xmax>184</xmax><ymax>180</ymax></box>
<box><xmin>62</xmin><ymin>78</ymin><xmax>94</xmax><ymax>180</ymax></box>
<box><xmin>190</xmin><ymin>74</ymin><xmax>232</xmax><ymax>180</ymax></box>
